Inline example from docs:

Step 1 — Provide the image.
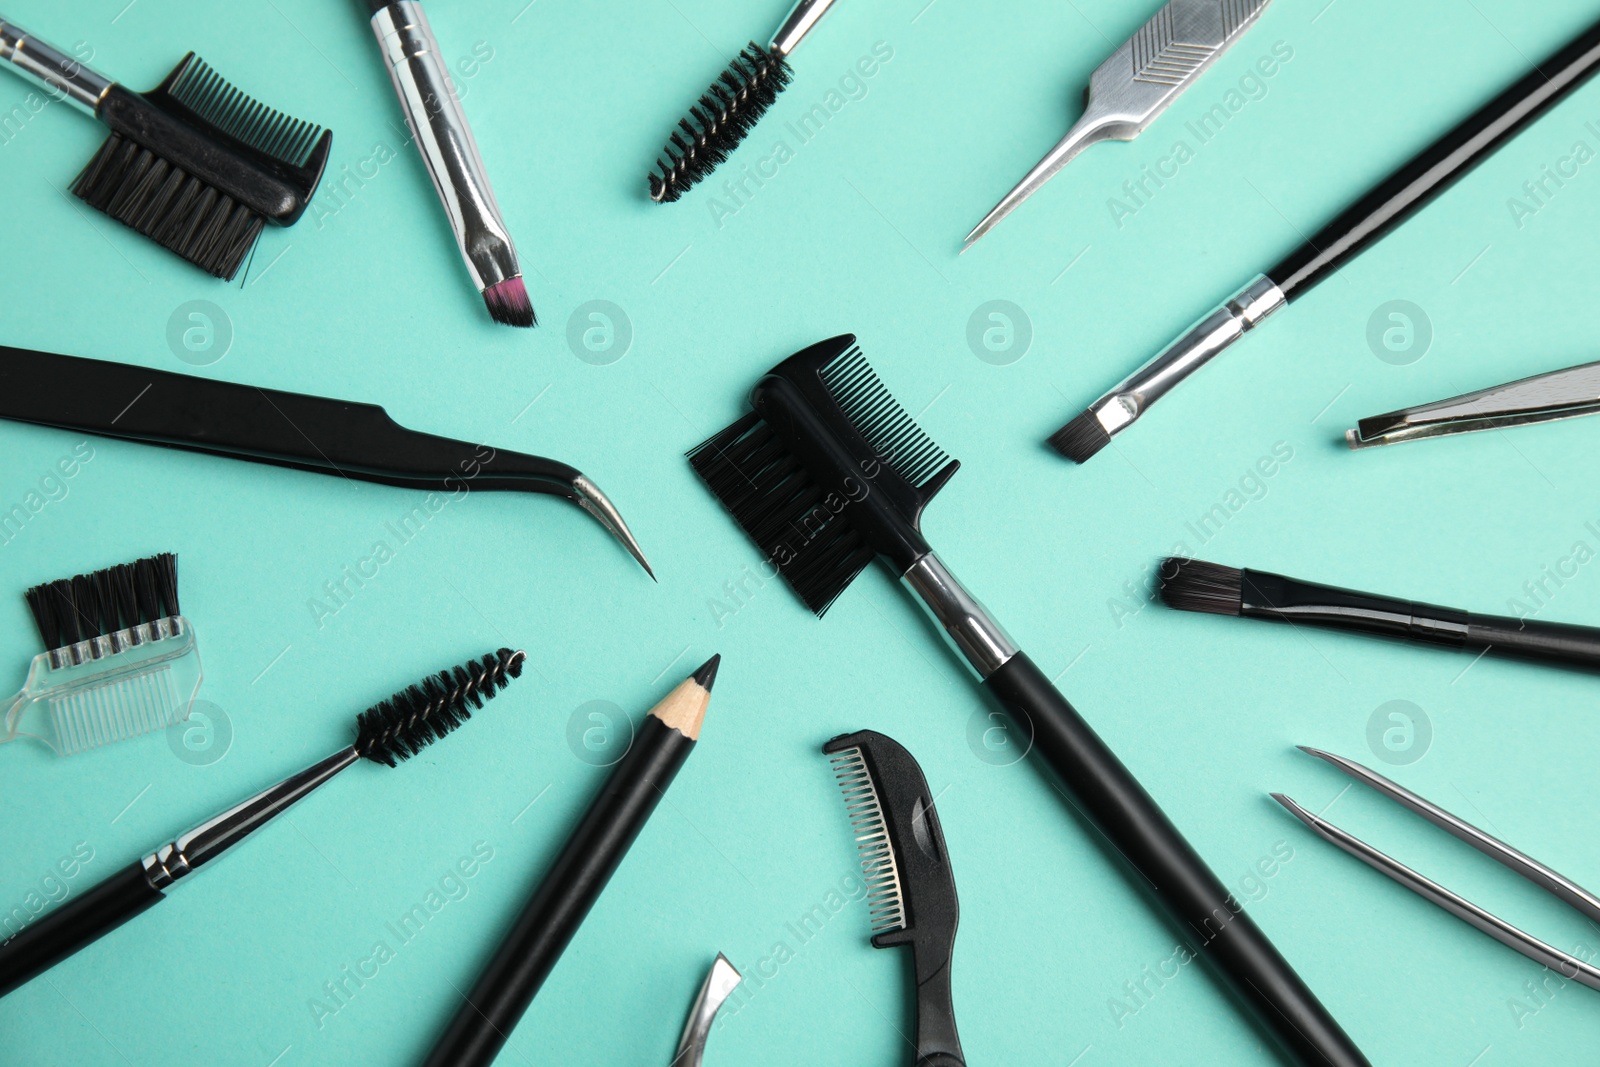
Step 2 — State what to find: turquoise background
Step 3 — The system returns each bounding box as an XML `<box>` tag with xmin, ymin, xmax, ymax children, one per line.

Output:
<box><xmin>3</xmin><ymin>0</ymin><xmax>1600</xmax><ymax>1063</ymax></box>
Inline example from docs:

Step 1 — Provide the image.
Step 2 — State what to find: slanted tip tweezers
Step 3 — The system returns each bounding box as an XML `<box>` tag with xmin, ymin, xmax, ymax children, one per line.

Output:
<box><xmin>0</xmin><ymin>345</ymin><xmax>652</xmax><ymax>576</ymax></box>
<box><xmin>1348</xmin><ymin>358</ymin><xmax>1600</xmax><ymax>449</ymax></box>
<box><xmin>1276</xmin><ymin>747</ymin><xmax>1600</xmax><ymax>989</ymax></box>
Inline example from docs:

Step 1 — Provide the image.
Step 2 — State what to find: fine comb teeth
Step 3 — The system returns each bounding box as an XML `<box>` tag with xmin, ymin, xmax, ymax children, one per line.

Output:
<box><xmin>72</xmin><ymin>53</ymin><xmax>331</xmax><ymax>280</ymax></box>
<box><xmin>830</xmin><ymin>746</ymin><xmax>908</xmax><ymax>934</ymax></box>
<box><xmin>8</xmin><ymin>553</ymin><xmax>203</xmax><ymax>756</ymax></box>
<box><xmin>687</xmin><ymin>337</ymin><xmax>958</xmax><ymax>616</ymax></box>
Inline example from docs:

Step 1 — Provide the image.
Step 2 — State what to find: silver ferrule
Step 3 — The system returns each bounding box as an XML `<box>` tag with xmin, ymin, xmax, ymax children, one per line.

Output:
<box><xmin>768</xmin><ymin>0</ymin><xmax>840</xmax><ymax>56</ymax></box>
<box><xmin>141</xmin><ymin>747</ymin><xmax>359</xmax><ymax>890</ymax></box>
<box><xmin>1087</xmin><ymin>275</ymin><xmax>1285</xmax><ymax>439</ymax></box>
<box><xmin>901</xmin><ymin>553</ymin><xmax>1019</xmax><ymax>680</ymax></box>
<box><xmin>0</xmin><ymin>19</ymin><xmax>111</xmax><ymax>114</ymax></box>
<box><xmin>370</xmin><ymin>1</ymin><xmax>518</xmax><ymax>292</ymax></box>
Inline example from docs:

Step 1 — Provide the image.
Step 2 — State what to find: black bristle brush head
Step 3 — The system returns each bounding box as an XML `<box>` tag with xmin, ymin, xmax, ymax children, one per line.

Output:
<box><xmin>483</xmin><ymin>277</ymin><xmax>537</xmax><ymax>328</ymax></box>
<box><xmin>1157</xmin><ymin>557</ymin><xmax>1244</xmax><ymax>616</ymax></box>
<box><xmin>1047</xmin><ymin>410</ymin><xmax>1112</xmax><ymax>463</ymax></box>
<box><xmin>24</xmin><ymin>553</ymin><xmax>180</xmax><ymax>651</ymax></box>
<box><xmin>648</xmin><ymin>42</ymin><xmax>792</xmax><ymax>204</ymax></box>
<box><xmin>688</xmin><ymin>336</ymin><xmax>958</xmax><ymax>616</ymax></box>
<box><xmin>71</xmin><ymin>54</ymin><xmax>331</xmax><ymax>280</ymax></box>
<box><xmin>354</xmin><ymin>648</ymin><xmax>526</xmax><ymax>767</ymax></box>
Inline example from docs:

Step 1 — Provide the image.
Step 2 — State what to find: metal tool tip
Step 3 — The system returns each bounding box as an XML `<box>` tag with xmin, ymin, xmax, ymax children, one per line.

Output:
<box><xmin>571</xmin><ymin>475</ymin><xmax>655</xmax><ymax>578</ymax></box>
<box><xmin>1270</xmin><ymin>792</ymin><xmax>1314</xmax><ymax>821</ymax></box>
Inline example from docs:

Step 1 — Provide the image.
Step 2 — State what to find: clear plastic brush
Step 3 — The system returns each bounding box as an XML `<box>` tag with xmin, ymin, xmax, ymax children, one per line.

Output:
<box><xmin>3</xmin><ymin>553</ymin><xmax>202</xmax><ymax>757</ymax></box>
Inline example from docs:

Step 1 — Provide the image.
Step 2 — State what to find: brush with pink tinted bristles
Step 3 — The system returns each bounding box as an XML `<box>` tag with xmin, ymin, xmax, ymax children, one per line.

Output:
<box><xmin>363</xmin><ymin>0</ymin><xmax>535</xmax><ymax>328</ymax></box>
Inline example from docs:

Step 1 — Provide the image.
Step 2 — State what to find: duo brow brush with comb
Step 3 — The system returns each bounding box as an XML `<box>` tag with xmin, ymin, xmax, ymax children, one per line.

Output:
<box><xmin>688</xmin><ymin>335</ymin><xmax>1369</xmax><ymax>1067</ymax></box>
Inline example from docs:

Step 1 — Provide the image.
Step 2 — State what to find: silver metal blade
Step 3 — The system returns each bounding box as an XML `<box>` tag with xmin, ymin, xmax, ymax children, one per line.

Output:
<box><xmin>1348</xmin><ymin>358</ymin><xmax>1600</xmax><ymax>448</ymax></box>
<box><xmin>1273</xmin><ymin>792</ymin><xmax>1600</xmax><ymax>992</ymax></box>
<box><xmin>963</xmin><ymin>0</ymin><xmax>1273</xmax><ymax>250</ymax></box>
<box><xmin>571</xmin><ymin>474</ymin><xmax>655</xmax><ymax>579</ymax></box>
<box><xmin>671</xmin><ymin>954</ymin><xmax>742</xmax><ymax>1067</ymax></box>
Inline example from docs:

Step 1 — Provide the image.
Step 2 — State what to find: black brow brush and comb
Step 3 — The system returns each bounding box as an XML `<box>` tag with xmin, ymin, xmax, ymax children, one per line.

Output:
<box><xmin>0</xmin><ymin>17</ymin><xmax>330</xmax><ymax>280</ymax></box>
<box><xmin>688</xmin><ymin>335</ymin><xmax>1369</xmax><ymax>1067</ymax></box>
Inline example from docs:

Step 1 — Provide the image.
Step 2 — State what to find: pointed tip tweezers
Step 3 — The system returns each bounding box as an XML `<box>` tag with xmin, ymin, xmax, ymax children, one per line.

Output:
<box><xmin>1275</xmin><ymin>746</ymin><xmax>1600</xmax><ymax>990</ymax></box>
<box><xmin>0</xmin><ymin>344</ymin><xmax>654</xmax><ymax>577</ymax></box>
<box><xmin>963</xmin><ymin>0</ymin><xmax>1274</xmax><ymax>252</ymax></box>
<box><xmin>671</xmin><ymin>953</ymin><xmax>742</xmax><ymax>1067</ymax></box>
<box><xmin>1347</xmin><ymin>358</ymin><xmax>1600</xmax><ymax>449</ymax></box>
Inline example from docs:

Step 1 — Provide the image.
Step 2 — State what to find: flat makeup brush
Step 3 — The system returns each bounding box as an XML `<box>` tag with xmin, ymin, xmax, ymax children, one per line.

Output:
<box><xmin>1049</xmin><ymin>15</ymin><xmax>1600</xmax><ymax>463</ymax></box>
<box><xmin>0</xmin><ymin>345</ymin><xmax>652</xmax><ymax>576</ymax></box>
<box><xmin>1159</xmin><ymin>557</ymin><xmax>1600</xmax><ymax>672</ymax></box>
<box><xmin>688</xmin><ymin>335</ymin><xmax>1368</xmax><ymax>1067</ymax></box>
<box><xmin>0</xmin><ymin>17</ymin><xmax>331</xmax><ymax>280</ymax></box>
<box><xmin>647</xmin><ymin>0</ymin><xmax>837</xmax><ymax>203</ymax></box>
<box><xmin>0</xmin><ymin>649</ymin><xmax>525</xmax><ymax>999</ymax></box>
<box><xmin>362</xmin><ymin>0</ymin><xmax>534</xmax><ymax>327</ymax></box>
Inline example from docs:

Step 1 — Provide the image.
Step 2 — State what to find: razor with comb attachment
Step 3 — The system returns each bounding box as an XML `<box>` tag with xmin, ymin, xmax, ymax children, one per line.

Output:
<box><xmin>0</xmin><ymin>17</ymin><xmax>331</xmax><ymax>279</ymax></box>
<box><xmin>689</xmin><ymin>335</ymin><xmax>1369</xmax><ymax>1067</ymax></box>
<box><xmin>826</xmin><ymin>730</ymin><xmax>963</xmax><ymax>1067</ymax></box>
<box><xmin>0</xmin><ymin>346</ymin><xmax>652</xmax><ymax>575</ymax></box>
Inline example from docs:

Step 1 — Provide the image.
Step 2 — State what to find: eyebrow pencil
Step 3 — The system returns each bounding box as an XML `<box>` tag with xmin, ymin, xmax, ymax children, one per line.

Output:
<box><xmin>0</xmin><ymin>649</ymin><xmax>524</xmax><ymax>999</ymax></box>
<box><xmin>648</xmin><ymin>0</ymin><xmax>838</xmax><ymax>203</ymax></box>
<box><xmin>963</xmin><ymin>0</ymin><xmax>1273</xmax><ymax>250</ymax></box>
<box><xmin>420</xmin><ymin>655</ymin><xmax>718</xmax><ymax>1067</ymax></box>
<box><xmin>826</xmin><ymin>730</ymin><xmax>964</xmax><ymax>1067</ymax></box>
<box><xmin>1049</xmin><ymin>16</ymin><xmax>1600</xmax><ymax>463</ymax></box>
<box><xmin>362</xmin><ymin>0</ymin><xmax>533</xmax><ymax>327</ymax></box>
<box><xmin>7</xmin><ymin>553</ymin><xmax>201</xmax><ymax>757</ymax></box>
<box><xmin>687</xmin><ymin>336</ymin><xmax>1368</xmax><ymax>1067</ymax></box>
<box><xmin>1159</xmin><ymin>557</ymin><xmax>1600</xmax><ymax>671</ymax></box>
<box><xmin>0</xmin><ymin>17</ymin><xmax>329</xmax><ymax>280</ymax></box>
<box><xmin>0</xmin><ymin>345</ymin><xmax>651</xmax><ymax>576</ymax></box>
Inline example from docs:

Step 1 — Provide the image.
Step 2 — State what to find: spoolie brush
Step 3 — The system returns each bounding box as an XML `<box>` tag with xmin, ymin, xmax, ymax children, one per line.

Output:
<box><xmin>647</xmin><ymin>0</ymin><xmax>838</xmax><ymax>203</ymax></box>
<box><xmin>1158</xmin><ymin>556</ymin><xmax>1600</xmax><ymax>672</ymax></box>
<box><xmin>0</xmin><ymin>648</ymin><xmax>525</xmax><ymax>1000</ymax></box>
<box><xmin>0</xmin><ymin>19</ymin><xmax>330</xmax><ymax>280</ymax></box>
<box><xmin>7</xmin><ymin>553</ymin><xmax>202</xmax><ymax>757</ymax></box>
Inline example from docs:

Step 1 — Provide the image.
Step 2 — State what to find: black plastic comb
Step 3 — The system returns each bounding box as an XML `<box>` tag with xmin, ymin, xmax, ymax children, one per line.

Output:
<box><xmin>825</xmin><ymin>730</ymin><xmax>964</xmax><ymax>1067</ymax></box>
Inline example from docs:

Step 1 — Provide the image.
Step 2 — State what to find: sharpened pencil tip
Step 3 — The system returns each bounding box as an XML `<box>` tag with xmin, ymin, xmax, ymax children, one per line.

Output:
<box><xmin>692</xmin><ymin>654</ymin><xmax>721</xmax><ymax>692</ymax></box>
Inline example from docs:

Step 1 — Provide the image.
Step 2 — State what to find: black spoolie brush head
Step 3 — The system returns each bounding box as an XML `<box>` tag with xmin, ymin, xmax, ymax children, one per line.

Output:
<box><xmin>1047</xmin><ymin>411</ymin><xmax>1112</xmax><ymax>463</ymax></box>
<box><xmin>1157</xmin><ymin>557</ymin><xmax>1244</xmax><ymax>616</ymax></box>
<box><xmin>25</xmin><ymin>553</ymin><xmax>180</xmax><ymax>651</ymax></box>
<box><xmin>354</xmin><ymin>649</ymin><xmax>526</xmax><ymax>767</ymax></box>
<box><xmin>649</xmin><ymin>42</ymin><xmax>792</xmax><ymax>204</ymax></box>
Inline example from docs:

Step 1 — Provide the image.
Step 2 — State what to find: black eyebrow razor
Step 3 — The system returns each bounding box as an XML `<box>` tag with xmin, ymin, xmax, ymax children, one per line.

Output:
<box><xmin>826</xmin><ymin>730</ymin><xmax>964</xmax><ymax>1067</ymax></box>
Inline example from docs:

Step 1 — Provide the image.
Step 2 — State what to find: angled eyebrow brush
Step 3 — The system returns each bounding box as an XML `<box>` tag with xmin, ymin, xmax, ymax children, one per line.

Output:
<box><xmin>1049</xmin><ymin>15</ymin><xmax>1600</xmax><ymax>463</ymax></box>
<box><xmin>688</xmin><ymin>335</ymin><xmax>1368</xmax><ymax>1067</ymax></box>
<box><xmin>0</xmin><ymin>346</ymin><xmax>652</xmax><ymax>576</ymax></box>
<box><xmin>1159</xmin><ymin>557</ymin><xmax>1600</xmax><ymax>672</ymax></box>
<box><xmin>0</xmin><ymin>649</ymin><xmax>525</xmax><ymax>999</ymax></box>
<box><xmin>0</xmin><ymin>17</ymin><xmax>331</xmax><ymax>280</ymax></box>
<box><xmin>647</xmin><ymin>0</ymin><xmax>837</xmax><ymax>203</ymax></box>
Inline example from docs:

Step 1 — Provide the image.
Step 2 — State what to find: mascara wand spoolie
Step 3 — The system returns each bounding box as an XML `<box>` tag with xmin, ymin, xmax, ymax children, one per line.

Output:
<box><xmin>648</xmin><ymin>0</ymin><xmax>838</xmax><ymax>203</ymax></box>
<box><xmin>0</xmin><ymin>649</ymin><xmax>526</xmax><ymax>1000</ymax></box>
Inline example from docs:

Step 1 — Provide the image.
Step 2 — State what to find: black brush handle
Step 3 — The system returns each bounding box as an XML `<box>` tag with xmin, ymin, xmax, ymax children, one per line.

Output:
<box><xmin>985</xmin><ymin>654</ymin><xmax>1368</xmax><ymax>1067</ymax></box>
<box><xmin>0</xmin><ymin>862</ymin><xmax>162</xmax><ymax>998</ymax></box>
<box><xmin>1464</xmin><ymin>614</ymin><xmax>1600</xmax><ymax>668</ymax></box>
<box><xmin>1268</xmin><ymin>17</ymin><xmax>1600</xmax><ymax>299</ymax></box>
<box><xmin>0</xmin><ymin>346</ymin><xmax>579</xmax><ymax>496</ymax></box>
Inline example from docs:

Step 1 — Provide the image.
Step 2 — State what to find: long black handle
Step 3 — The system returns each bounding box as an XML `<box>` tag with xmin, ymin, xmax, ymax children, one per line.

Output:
<box><xmin>1269</xmin><ymin>17</ymin><xmax>1600</xmax><ymax>299</ymax></box>
<box><xmin>1465</xmin><ymin>614</ymin><xmax>1600</xmax><ymax>669</ymax></box>
<box><xmin>909</xmin><ymin>945</ymin><xmax>964</xmax><ymax>1067</ymax></box>
<box><xmin>0</xmin><ymin>345</ymin><xmax>580</xmax><ymax>495</ymax></box>
<box><xmin>985</xmin><ymin>654</ymin><xmax>1368</xmax><ymax>1067</ymax></box>
<box><xmin>0</xmin><ymin>862</ymin><xmax>162</xmax><ymax>998</ymax></box>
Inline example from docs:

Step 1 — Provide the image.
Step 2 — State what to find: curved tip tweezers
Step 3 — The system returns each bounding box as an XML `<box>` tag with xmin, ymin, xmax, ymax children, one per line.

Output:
<box><xmin>0</xmin><ymin>345</ymin><xmax>653</xmax><ymax>577</ymax></box>
<box><xmin>671</xmin><ymin>953</ymin><xmax>741</xmax><ymax>1067</ymax></box>
<box><xmin>1275</xmin><ymin>746</ymin><xmax>1600</xmax><ymax>990</ymax></box>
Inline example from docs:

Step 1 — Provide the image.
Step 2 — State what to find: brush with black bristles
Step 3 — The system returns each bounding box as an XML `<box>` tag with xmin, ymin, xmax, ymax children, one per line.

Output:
<box><xmin>687</xmin><ymin>335</ymin><xmax>1370</xmax><ymax>1067</ymax></box>
<box><xmin>6</xmin><ymin>553</ymin><xmax>204</xmax><ymax>757</ymax></box>
<box><xmin>0</xmin><ymin>648</ymin><xmax>524</xmax><ymax>1000</ymax></box>
<box><xmin>1159</xmin><ymin>556</ymin><xmax>1600</xmax><ymax>671</ymax></box>
<box><xmin>647</xmin><ymin>0</ymin><xmax>838</xmax><ymax>203</ymax></box>
<box><xmin>0</xmin><ymin>18</ymin><xmax>331</xmax><ymax>280</ymax></box>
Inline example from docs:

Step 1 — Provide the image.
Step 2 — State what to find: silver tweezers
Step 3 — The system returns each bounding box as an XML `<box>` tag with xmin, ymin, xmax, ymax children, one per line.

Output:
<box><xmin>963</xmin><ymin>0</ymin><xmax>1273</xmax><ymax>250</ymax></box>
<box><xmin>1347</xmin><ymin>358</ymin><xmax>1600</xmax><ymax>448</ymax></box>
<box><xmin>671</xmin><ymin>953</ymin><xmax>743</xmax><ymax>1066</ymax></box>
<box><xmin>1275</xmin><ymin>747</ymin><xmax>1600</xmax><ymax>989</ymax></box>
